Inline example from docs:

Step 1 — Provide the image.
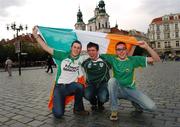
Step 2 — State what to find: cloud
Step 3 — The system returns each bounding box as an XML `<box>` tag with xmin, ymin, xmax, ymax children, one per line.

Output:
<box><xmin>0</xmin><ymin>0</ymin><xmax>25</xmax><ymax>17</ymax></box>
<box><xmin>140</xmin><ymin>0</ymin><xmax>180</xmax><ymax>17</ymax></box>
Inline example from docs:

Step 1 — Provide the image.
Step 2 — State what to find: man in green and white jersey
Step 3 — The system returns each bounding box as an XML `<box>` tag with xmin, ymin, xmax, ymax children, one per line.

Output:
<box><xmin>101</xmin><ymin>41</ymin><xmax>161</xmax><ymax>121</ymax></box>
<box><xmin>33</xmin><ymin>27</ymin><xmax>89</xmax><ymax>118</ymax></box>
<box><xmin>82</xmin><ymin>42</ymin><xmax>111</xmax><ymax>111</ymax></box>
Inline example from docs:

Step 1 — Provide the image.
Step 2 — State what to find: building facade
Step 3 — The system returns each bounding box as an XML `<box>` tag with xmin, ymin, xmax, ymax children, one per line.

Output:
<box><xmin>148</xmin><ymin>13</ymin><xmax>180</xmax><ymax>55</ymax></box>
<box><xmin>75</xmin><ymin>0</ymin><xmax>110</xmax><ymax>33</ymax></box>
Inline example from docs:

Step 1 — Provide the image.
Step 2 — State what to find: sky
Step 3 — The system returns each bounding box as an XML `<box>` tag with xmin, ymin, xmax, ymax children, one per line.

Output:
<box><xmin>0</xmin><ymin>0</ymin><xmax>180</xmax><ymax>40</ymax></box>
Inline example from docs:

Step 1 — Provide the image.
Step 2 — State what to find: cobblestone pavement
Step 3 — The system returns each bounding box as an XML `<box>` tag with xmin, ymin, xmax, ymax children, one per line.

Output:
<box><xmin>0</xmin><ymin>62</ymin><xmax>180</xmax><ymax>127</ymax></box>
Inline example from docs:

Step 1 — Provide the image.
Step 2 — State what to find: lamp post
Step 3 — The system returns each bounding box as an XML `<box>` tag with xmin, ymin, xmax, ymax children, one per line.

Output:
<box><xmin>7</xmin><ymin>22</ymin><xmax>28</xmax><ymax>76</ymax></box>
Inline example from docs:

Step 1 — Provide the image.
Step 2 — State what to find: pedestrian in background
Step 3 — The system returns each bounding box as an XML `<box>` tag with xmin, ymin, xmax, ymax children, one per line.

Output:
<box><xmin>46</xmin><ymin>55</ymin><xmax>53</xmax><ymax>73</ymax></box>
<box><xmin>5</xmin><ymin>57</ymin><xmax>13</xmax><ymax>76</ymax></box>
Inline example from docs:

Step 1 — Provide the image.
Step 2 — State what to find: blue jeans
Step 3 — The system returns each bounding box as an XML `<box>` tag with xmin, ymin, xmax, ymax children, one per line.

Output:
<box><xmin>108</xmin><ymin>78</ymin><xmax>156</xmax><ymax>112</ymax></box>
<box><xmin>52</xmin><ymin>82</ymin><xmax>84</xmax><ymax>118</ymax></box>
<box><xmin>84</xmin><ymin>82</ymin><xmax>109</xmax><ymax>106</ymax></box>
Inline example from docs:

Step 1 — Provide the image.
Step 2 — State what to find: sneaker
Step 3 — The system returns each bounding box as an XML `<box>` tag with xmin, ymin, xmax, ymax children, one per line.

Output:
<box><xmin>91</xmin><ymin>105</ymin><xmax>98</xmax><ymax>111</ymax></box>
<box><xmin>110</xmin><ymin>111</ymin><xmax>118</xmax><ymax>121</ymax></box>
<box><xmin>73</xmin><ymin>110</ymin><xmax>89</xmax><ymax>116</ymax></box>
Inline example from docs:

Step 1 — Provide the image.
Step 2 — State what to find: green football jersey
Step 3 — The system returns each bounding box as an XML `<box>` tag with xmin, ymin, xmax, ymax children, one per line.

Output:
<box><xmin>53</xmin><ymin>49</ymin><xmax>86</xmax><ymax>84</ymax></box>
<box><xmin>101</xmin><ymin>54</ymin><xmax>147</xmax><ymax>89</ymax></box>
<box><xmin>82</xmin><ymin>56</ymin><xmax>111</xmax><ymax>85</ymax></box>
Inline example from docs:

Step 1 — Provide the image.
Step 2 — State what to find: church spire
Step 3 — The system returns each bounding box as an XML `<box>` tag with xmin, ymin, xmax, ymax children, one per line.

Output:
<box><xmin>77</xmin><ymin>6</ymin><xmax>83</xmax><ymax>22</ymax></box>
<box><xmin>115</xmin><ymin>20</ymin><xmax>118</xmax><ymax>28</ymax></box>
<box><xmin>75</xmin><ymin>6</ymin><xmax>86</xmax><ymax>30</ymax></box>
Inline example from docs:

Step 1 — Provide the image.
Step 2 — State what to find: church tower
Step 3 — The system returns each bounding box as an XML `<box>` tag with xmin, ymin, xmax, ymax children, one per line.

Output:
<box><xmin>87</xmin><ymin>0</ymin><xmax>110</xmax><ymax>33</ymax></box>
<box><xmin>74</xmin><ymin>7</ymin><xmax>86</xmax><ymax>30</ymax></box>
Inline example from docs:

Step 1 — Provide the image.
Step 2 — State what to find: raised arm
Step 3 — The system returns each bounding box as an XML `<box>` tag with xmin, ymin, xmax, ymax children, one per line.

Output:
<box><xmin>32</xmin><ymin>26</ymin><xmax>53</xmax><ymax>55</ymax></box>
<box><xmin>138</xmin><ymin>41</ymin><xmax>161</xmax><ymax>63</ymax></box>
<box><xmin>128</xmin><ymin>45</ymin><xmax>136</xmax><ymax>56</ymax></box>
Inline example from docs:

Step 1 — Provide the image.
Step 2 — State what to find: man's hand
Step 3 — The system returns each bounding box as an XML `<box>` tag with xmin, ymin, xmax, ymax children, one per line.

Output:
<box><xmin>32</xmin><ymin>26</ymin><xmax>39</xmax><ymax>38</ymax></box>
<box><xmin>137</xmin><ymin>41</ymin><xmax>161</xmax><ymax>62</ymax></box>
<box><xmin>137</xmin><ymin>41</ymin><xmax>149</xmax><ymax>50</ymax></box>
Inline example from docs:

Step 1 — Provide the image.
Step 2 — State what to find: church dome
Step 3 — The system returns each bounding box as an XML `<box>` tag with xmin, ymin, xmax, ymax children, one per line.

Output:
<box><xmin>98</xmin><ymin>0</ymin><xmax>105</xmax><ymax>8</ymax></box>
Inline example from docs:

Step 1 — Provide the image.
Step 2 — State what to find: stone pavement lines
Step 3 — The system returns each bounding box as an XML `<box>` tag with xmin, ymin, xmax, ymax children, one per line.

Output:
<box><xmin>0</xmin><ymin>62</ymin><xmax>180</xmax><ymax>127</ymax></box>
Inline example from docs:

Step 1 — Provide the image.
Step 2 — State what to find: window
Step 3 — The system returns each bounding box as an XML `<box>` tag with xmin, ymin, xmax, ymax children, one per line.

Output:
<box><xmin>156</xmin><ymin>25</ymin><xmax>160</xmax><ymax>31</ymax></box>
<box><xmin>164</xmin><ymin>41</ymin><xmax>171</xmax><ymax>48</ymax></box>
<box><xmin>176</xmin><ymin>41</ymin><xmax>179</xmax><ymax>47</ymax></box>
<box><xmin>164</xmin><ymin>33</ymin><xmax>170</xmax><ymax>39</ymax></box>
<box><xmin>167</xmin><ymin>33</ymin><xmax>170</xmax><ymax>38</ymax></box>
<box><xmin>175</xmin><ymin>23</ymin><xmax>178</xmax><ymax>29</ymax></box>
<box><xmin>157</xmin><ymin>42</ymin><xmax>161</xmax><ymax>48</ymax></box>
<box><xmin>157</xmin><ymin>33</ymin><xmax>160</xmax><ymax>39</ymax></box>
<box><xmin>163</xmin><ymin>16</ymin><xmax>169</xmax><ymax>21</ymax></box>
<box><xmin>105</xmin><ymin>22</ymin><xmax>108</xmax><ymax>28</ymax></box>
<box><xmin>90</xmin><ymin>26</ymin><xmax>92</xmax><ymax>31</ymax></box>
<box><xmin>164</xmin><ymin>42</ymin><xmax>167</xmax><ymax>48</ymax></box>
<box><xmin>168</xmin><ymin>41</ymin><xmax>171</xmax><ymax>48</ymax></box>
<box><xmin>164</xmin><ymin>24</ymin><xmax>169</xmax><ymax>31</ymax></box>
<box><xmin>102</xmin><ymin>24</ymin><xmax>104</xmax><ymax>28</ymax></box>
<box><xmin>174</xmin><ymin>16</ymin><xmax>178</xmax><ymax>20</ymax></box>
<box><xmin>175</xmin><ymin>32</ymin><xmax>179</xmax><ymax>38</ymax></box>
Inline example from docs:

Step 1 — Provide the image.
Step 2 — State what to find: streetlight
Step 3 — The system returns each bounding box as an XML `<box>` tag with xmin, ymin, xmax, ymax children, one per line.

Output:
<box><xmin>7</xmin><ymin>22</ymin><xmax>28</xmax><ymax>76</ymax></box>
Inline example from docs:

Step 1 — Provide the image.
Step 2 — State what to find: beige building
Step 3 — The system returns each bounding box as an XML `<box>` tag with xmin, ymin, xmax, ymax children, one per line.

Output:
<box><xmin>75</xmin><ymin>0</ymin><xmax>110</xmax><ymax>33</ymax></box>
<box><xmin>148</xmin><ymin>13</ymin><xmax>180</xmax><ymax>56</ymax></box>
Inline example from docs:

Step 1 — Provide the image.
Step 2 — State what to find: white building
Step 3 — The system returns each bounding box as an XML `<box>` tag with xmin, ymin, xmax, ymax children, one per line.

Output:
<box><xmin>75</xmin><ymin>0</ymin><xmax>110</xmax><ymax>33</ymax></box>
<box><xmin>148</xmin><ymin>13</ymin><xmax>180</xmax><ymax>55</ymax></box>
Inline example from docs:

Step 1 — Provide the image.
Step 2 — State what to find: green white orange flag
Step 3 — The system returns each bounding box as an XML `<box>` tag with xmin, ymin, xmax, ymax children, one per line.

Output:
<box><xmin>37</xmin><ymin>26</ymin><xmax>139</xmax><ymax>110</ymax></box>
<box><xmin>38</xmin><ymin>26</ymin><xmax>139</xmax><ymax>54</ymax></box>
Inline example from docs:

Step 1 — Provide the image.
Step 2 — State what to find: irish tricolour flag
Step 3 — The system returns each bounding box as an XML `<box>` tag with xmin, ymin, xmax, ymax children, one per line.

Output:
<box><xmin>37</xmin><ymin>26</ymin><xmax>139</xmax><ymax>54</ymax></box>
<box><xmin>37</xmin><ymin>26</ymin><xmax>139</xmax><ymax>110</ymax></box>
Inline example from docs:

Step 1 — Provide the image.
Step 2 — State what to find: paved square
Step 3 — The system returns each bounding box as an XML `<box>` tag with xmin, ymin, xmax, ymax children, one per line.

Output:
<box><xmin>0</xmin><ymin>62</ymin><xmax>180</xmax><ymax>127</ymax></box>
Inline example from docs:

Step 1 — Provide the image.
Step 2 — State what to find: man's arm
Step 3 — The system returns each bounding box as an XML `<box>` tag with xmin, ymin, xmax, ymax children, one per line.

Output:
<box><xmin>128</xmin><ymin>45</ymin><xmax>136</xmax><ymax>56</ymax></box>
<box><xmin>138</xmin><ymin>41</ymin><xmax>161</xmax><ymax>63</ymax></box>
<box><xmin>32</xmin><ymin>26</ymin><xmax>53</xmax><ymax>55</ymax></box>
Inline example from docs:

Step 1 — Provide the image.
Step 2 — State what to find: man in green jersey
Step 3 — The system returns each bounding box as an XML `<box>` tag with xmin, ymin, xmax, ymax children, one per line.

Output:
<box><xmin>32</xmin><ymin>26</ymin><xmax>89</xmax><ymax>118</ymax></box>
<box><xmin>82</xmin><ymin>42</ymin><xmax>111</xmax><ymax>111</ymax></box>
<box><xmin>101</xmin><ymin>41</ymin><xmax>160</xmax><ymax>121</ymax></box>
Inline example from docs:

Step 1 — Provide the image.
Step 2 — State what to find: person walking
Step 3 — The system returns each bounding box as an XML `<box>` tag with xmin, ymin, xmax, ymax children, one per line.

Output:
<box><xmin>5</xmin><ymin>57</ymin><xmax>13</xmax><ymax>76</ymax></box>
<box><xmin>46</xmin><ymin>55</ymin><xmax>53</xmax><ymax>73</ymax></box>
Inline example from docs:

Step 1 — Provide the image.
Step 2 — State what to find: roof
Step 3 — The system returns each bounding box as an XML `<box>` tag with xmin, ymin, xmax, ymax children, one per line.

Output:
<box><xmin>110</xmin><ymin>27</ymin><xmax>129</xmax><ymax>35</ymax></box>
<box><xmin>151</xmin><ymin>13</ymin><xmax>180</xmax><ymax>24</ymax></box>
<box><xmin>0</xmin><ymin>34</ymin><xmax>37</xmax><ymax>45</ymax></box>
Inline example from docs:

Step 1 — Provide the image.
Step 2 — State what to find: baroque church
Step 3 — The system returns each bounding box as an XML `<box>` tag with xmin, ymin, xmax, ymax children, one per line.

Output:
<box><xmin>74</xmin><ymin>0</ymin><xmax>111</xmax><ymax>33</ymax></box>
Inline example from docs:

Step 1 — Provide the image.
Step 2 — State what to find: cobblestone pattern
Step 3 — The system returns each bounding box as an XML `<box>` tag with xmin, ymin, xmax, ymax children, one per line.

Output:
<box><xmin>0</xmin><ymin>62</ymin><xmax>180</xmax><ymax>127</ymax></box>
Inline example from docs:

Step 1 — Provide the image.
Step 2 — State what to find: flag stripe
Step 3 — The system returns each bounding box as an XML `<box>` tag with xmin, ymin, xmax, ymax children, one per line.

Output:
<box><xmin>38</xmin><ymin>26</ymin><xmax>139</xmax><ymax>54</ymax></box>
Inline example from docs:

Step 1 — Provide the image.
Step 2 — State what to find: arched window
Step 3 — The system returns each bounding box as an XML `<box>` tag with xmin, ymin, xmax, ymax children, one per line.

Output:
<box><xmin>105</xmin><ymin>22</ymin><xmax>108</xmax><ymax>28</ymax></box>
<box><xmin>99</xmin><ymin>23</ymin><xmax>101</xmax><ymax>29</ymax></box>
<box><xmin>102</xmin><ymin>24</ymin><xmax>104</xmax><ymax>28</ymax></box>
